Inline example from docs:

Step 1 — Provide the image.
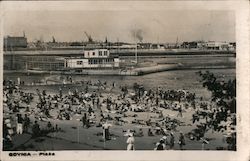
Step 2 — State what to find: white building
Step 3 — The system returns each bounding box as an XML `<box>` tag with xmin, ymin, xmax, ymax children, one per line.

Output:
<box><xmin>205</xmin><ymin>41</ymin><xmax>231</xmax><ymax>50</ymax></box>
<box><xmin>65</xmin><ymin>49</ymin><xmax>120</xmax><ymax>69</ymax></box>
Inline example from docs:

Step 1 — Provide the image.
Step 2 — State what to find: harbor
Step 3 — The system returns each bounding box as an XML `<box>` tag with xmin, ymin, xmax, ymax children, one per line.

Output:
<box><xmin>4</xmin><ymin>49</ymin><xmax>235</xmax><ymax>76</ymax></box>
<box><xmin>3</xmin><ymin>30</ymin><xmax>236</xmax><ymax>76</ymax></box>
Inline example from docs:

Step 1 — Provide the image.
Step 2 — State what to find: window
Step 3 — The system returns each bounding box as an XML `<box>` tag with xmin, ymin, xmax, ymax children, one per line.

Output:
<box><xmin>104</xmin><ymin>51</ymin><xmax>107</xmax><ymax>56</ymax></box>
<box><xmin>98</xmin><ymin>51</ymin><xmax>102</xmax><ymax>56</ymax></box>
<box><xmin>77</xmin><ymin>61</ymin><xmax>83</xmax><ymax>65</ymax></box>
<box><xmin>92</xmin><ymin>52</ymin><xmax>95</xmax><ymax>56</ymax></box>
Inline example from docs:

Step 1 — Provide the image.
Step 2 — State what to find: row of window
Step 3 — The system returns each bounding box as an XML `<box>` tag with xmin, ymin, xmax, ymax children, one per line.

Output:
<box><xmin>89</xmin><ymin>59</ymin><xmax>114</xmax><ymax>64</ymax></box>
<box><xmin>27</xmin><ymin>62</ymin><xmax>64</xmax><ymax>69</ymax></box>
<box><xmin>86</xmin><ymin>50</ymin><xmax>108</xmax><ymax>57</ymax></box>
<box><xmin>76</xmin><ymin>59</ymin><xmax>114</xmax><ymax>65</ymax></box>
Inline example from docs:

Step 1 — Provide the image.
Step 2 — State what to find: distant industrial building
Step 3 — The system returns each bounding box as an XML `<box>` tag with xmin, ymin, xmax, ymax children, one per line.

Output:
<box><xmin>181</xmin><ymin>41</ymin><xmax>207</xmax><ymax>49</ymax></box>
<box><xmin>4</xmin><ymin>36</ymin><xmax>28</xmax><ymax>50</ymax></box>
<box><xmin>181</xmin><ymin>42</ymin><xmax>196</xmax><ymax>49</ymax></box>
<box><xmin>181</xmin><ymin>41</ymin><xmax>235</xmax><ymax>51</ymax></box>
<box><xmin>205</xmin><ymin>41</ymin><xmax>235</xmax><ymax>51</ymax></box>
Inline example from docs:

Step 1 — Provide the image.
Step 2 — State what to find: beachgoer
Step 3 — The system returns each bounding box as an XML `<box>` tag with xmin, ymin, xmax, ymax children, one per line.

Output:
<box><xmin>148</xmin><ymin>128</ymin><xmax>154</xmax><ymax>136</ymax></box>
<box><xmin>23</xmin><ymin>114</ymin><xmax>30</xmax><ymax>133</ymax></box>
<box><xmin>155</xmin><ymin>139</ymin><xmax>166</xmax><ymax>150</ymax></box>
<box><xmin>102</xmin><ymin>121</ymin><xmax>111</xmax><ymax>140</ymax></box>
<box><xmin>127</xmin><ymin>133</ymin><xmax>135</xmax><ymax>150</ymax></box>
<box><xmin>170</xmin><ymin>132</ymin><xmax>175</xmax><ymax>149</ymax></box>
<box><xmin>138</xmin><ymin>128</ymin><xmax>144</xmax><ymax>137</ymax></box>
<box><xmin>177</xmin><ymin>106</ymin><xmax>183</xmax><ymax>117</ymax></box>
<box><xmin>16</xmin><ymin>114</ymin><xmax>23</xmax><ymax>134</ymax></box>
<box><xmin>47</xmin><ymin>121</ymin><xmax>52</xmax><ymax>131</ymax></box>
<box><xmin>178</xmin><ymin>132</ymin><xmax>185</xmax><ymax>150</ymax></box>
<box><xmin>82</xmin><ymin>113</ymin><xmax>87</xmax><ymax>128</ymax></box>
<box><xmin>32</xmin><ymin>121</ymin><xmax>40</xmax><ymax>137</ymax></box>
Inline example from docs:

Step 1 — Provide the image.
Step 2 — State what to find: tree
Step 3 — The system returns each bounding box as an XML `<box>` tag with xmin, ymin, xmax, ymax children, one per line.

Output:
<box><xmin>197</xmin><ymin>71</ymin><xmax>236</xmax><ymax>113</ymax></box>
<box><xmin>191</xmin><ymin>71</ymin><xmax>237</xmax><ymax>150</ymax></box>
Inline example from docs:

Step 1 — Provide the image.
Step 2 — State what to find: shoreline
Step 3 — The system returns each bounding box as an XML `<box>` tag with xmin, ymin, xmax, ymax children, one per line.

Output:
<box><xmin>4</xmin><ymin>65</ymin><xmax>235</xmax><ymax>76</ymax></box>
<box><xmin>3</xmin><ymin>49</ymin><xmax>236</xmax><ymax>57</ymax></box>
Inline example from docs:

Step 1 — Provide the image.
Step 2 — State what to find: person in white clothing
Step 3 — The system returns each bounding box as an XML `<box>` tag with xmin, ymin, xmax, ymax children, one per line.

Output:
<box><xmin>126</xmin><ymin>133</ymin><xmax>135</xmax><ymax>150</ymax></box>
<box><xmin>16</xmin><ymin>114</ymin><xmax>23</xmax><ymax>134</ymax></box>
<box><xmin>102</xmin><ymin>121</ymin><xmax>111</xmax><ymax>140</ymax></box>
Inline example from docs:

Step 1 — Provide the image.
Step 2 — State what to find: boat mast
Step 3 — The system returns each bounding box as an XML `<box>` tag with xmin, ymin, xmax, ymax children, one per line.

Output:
<box><xmin>134</xmin><ymin>32</ymin><xmax>138</xmax><ymax>65</ymax></box>
<box><xmin>135</xmin><ymin>42</ymin><xmax>138</xmax><ymax>64</ymax></box>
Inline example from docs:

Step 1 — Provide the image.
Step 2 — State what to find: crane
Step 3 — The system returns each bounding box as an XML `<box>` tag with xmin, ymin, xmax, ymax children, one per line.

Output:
<box><xmin>84</xmin><ymin>31</ymin><xmax>93</xmax><ymax>43</ymax></box>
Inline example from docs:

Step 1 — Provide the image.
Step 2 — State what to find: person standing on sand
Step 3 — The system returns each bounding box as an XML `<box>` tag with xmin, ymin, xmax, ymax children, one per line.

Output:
<box><xmin>127</xmin><ymin>133</ymin><xmax>135</xmax><ymax>150</ymax></box>
<box><xmin>169</xmin><ymin>132</ymin><xmax>175</xmax><ymax>149</ymax></box>
<box><xmin>82</xmin><ymin>113</ymin><xmax>87</xmax><ymax>128</ymax></box>
<box><xmin>32</xmin><ymin>121</ymin><xmax>40</xmax><ymax>137</ymax></box>
<box><xmin>102</xmin><ymin>121</ymin><xmax>111</xmax><ymax>141</ymax></box>
<box><xmin>178</xmin><ymin>132</ymin><xmax>185</xmax><ymax>150</ymax></box>
<box><xmin>23</xmin><ymin>114</ymin><xmax>30</xmax><ymax>133</ymax></box>
<box><xmin>16</xmin><ymin>114</ymin><xmax>23</xmax><ymax>134</ymax></box>
<box><xmin>177</xmin><ymin>105</ymin><xmax>183</xmax><ymax>117</ymax></box>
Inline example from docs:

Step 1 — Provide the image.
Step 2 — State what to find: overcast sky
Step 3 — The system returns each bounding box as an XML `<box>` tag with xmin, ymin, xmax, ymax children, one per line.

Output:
<box><xmin>3</xmin><ymin>9</ymin><xmax>235</xmax><ymax>43</ymax></box>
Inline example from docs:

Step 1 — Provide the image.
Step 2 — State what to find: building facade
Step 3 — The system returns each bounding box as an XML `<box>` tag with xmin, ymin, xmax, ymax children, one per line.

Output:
<box><xmin>4</xmin><ymin>36</ymin><xmax>28</xmax><ymax>50</ymax></box>
<box><xmin>205</xmin><ymin>41</ymin><xmax>233</xmax><ymax>50</ymax></box>
<box><xmin>4</xmin><ymin>55</ymin><xmax>65</xmax><ymax>71</ymax></box>
<box><xmin>65</xmin><ymin>49</ymin><xmax>120</xmax><ymax>69</ymax></box>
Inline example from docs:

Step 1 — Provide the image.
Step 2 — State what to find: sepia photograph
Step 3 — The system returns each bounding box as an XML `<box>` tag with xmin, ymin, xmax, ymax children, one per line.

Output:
<box><xmin>0</xmin><ymin>1</ymin><xmax>249</xmax><ymax>161</ymax></box>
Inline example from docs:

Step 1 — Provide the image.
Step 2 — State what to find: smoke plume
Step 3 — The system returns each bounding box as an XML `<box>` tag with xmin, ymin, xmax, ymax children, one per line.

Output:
<box><xmin>131</xmin><ymin>29</ymin><xmax>144</xmax><ymax>43</ymax></box>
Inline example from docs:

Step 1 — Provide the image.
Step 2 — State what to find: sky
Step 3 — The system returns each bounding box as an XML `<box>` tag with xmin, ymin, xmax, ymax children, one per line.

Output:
<box><xmin>3</xmin><ymin>9</ymin><xmax>235</xmax><ymax>43</ymax></box>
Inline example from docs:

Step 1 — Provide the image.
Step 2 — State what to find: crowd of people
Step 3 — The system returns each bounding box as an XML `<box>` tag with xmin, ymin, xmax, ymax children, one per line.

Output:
<box><xmin>3</xmin><ymin>78</ymin><xmax>236</xmax><ymax>150</ymax></box>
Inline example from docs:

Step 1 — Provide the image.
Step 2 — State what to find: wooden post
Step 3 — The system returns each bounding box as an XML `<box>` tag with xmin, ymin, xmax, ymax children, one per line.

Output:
<box><xmin>103</xmin><ymin>129</ymin><xmax>106</xmax><ymax>149</ymax></box>
<box><xmin>77</xmin><ymin>123</ymin><xmax>80</xmax><ymax>144</ymax></box>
